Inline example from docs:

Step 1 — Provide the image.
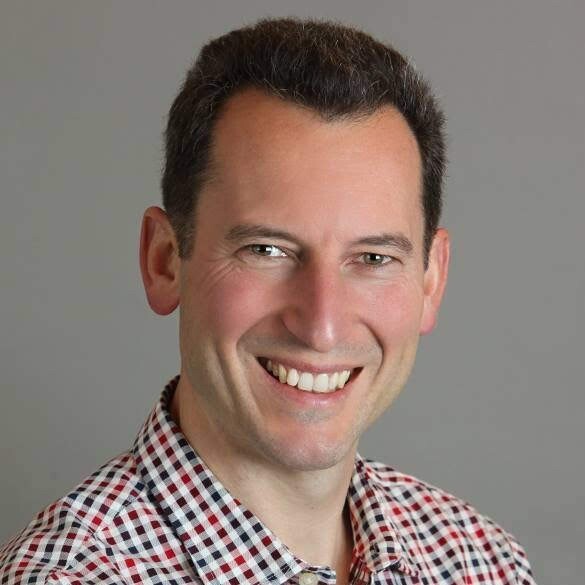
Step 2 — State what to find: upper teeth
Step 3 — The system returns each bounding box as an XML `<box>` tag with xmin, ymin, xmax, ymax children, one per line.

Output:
<box><xmin>263</xmin><ymin>360</ymin><xmax>352</xmax><ymax>393</ymax></box>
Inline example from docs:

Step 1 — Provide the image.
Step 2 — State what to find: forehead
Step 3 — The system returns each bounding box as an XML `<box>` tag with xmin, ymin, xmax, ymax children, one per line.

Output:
<box><xmin>200</xmin><ymin>89</ymin><xmax>423</xmax><ymax>246</ymax></box>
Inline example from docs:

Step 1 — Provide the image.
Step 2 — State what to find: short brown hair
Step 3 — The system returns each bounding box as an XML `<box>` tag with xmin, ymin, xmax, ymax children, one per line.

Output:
<box><xmin>162</xmin><ymin>18</ymin><xmax>446</xmax><ymax>263</ymax></box>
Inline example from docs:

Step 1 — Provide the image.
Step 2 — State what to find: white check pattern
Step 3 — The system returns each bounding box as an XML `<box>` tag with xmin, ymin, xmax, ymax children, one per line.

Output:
<box><xmin>0</xmin><ymin>378</ymin><xmax>536</xmax><ymax>584</ymax></box>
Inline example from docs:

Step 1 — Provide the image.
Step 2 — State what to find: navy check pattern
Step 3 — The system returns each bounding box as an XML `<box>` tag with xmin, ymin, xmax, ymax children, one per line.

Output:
<box><xmin>0</xmin><ymin>378</ymin><xmax>536</xmax><ymax>584</ymax></box>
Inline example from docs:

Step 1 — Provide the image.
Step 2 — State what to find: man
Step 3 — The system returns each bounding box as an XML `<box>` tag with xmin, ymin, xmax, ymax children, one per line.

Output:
<box><xmin>0</xmin><ymin>18</ymin><xmax>535</xmax><ymax>584</ymax></box>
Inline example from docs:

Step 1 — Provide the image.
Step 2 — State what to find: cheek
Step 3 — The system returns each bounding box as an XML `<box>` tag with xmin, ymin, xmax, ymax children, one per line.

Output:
<box><xmin>196</xmin><ymin>269</ymin><xmax>281</xmax><ymax>342</ymax></box>
<box><xmin>361</xmin><ymin>279</ymin><xmax>424</xmax><ymax>341</ymax></box>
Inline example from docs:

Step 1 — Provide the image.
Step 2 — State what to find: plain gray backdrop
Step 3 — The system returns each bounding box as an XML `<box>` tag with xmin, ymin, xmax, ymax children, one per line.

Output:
<box><xmin>1</xmin><ymin>1</ymin><xmax>583</xmax><ymax>583</ymax></box>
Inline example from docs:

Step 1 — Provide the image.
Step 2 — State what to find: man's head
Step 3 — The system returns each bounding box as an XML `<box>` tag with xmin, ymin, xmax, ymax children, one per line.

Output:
<box><xmin>162</xmin><ymin>18</ymin><xmax>446</xmax><ymax>265</ymax></box>
<box><xmin>140</xmin><ymin>18</ymin><xmax>449</xmax><ymax>472</ymax></box>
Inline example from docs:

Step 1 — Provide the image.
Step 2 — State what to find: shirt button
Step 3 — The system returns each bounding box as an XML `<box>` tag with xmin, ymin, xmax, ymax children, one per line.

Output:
<box><xmin>299</xmin><ymin>572</ymin><xmax>318</xmax><ymax>585</ymax></box>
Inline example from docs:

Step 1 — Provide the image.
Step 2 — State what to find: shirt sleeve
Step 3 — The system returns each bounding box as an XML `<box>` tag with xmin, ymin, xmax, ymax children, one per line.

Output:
<box><xmin>0</xmin><ymin>504</ymin><xmax>128</xmax><ymax>585</ymax></box>
<box><xmin>507</xmin><ymin>532</ymin><xmax>538</xmax><ymax>584</ymax></box>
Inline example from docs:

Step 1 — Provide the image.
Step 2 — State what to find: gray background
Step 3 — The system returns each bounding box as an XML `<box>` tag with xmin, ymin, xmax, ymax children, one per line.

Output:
<box><xmin>1</xmin><ymin>1</ymin><xmax>583</xmax><ymax>583</ymax></box>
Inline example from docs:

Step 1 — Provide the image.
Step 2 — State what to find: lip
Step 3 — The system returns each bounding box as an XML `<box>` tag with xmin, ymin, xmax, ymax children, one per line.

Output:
<box><xmin>254</xmin><ymin>357</ymin><xmax>361</xmax><ymax>408</ymax></box>
<box><xmin>257</xmin><ymin>356</ymin><xmax>361</xmax><ymax>376</ymax></box>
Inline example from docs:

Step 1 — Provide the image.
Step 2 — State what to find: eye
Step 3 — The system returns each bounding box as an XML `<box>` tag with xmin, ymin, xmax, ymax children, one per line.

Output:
<box><xmin>248</xmin><ymin>243</ymin><xmax>288</xmax><ymax>258</ymax></box>
<box><xmin>360</xmin><ymin>252</ymin><xmax>394</xmax><ymax>266</ymax></box>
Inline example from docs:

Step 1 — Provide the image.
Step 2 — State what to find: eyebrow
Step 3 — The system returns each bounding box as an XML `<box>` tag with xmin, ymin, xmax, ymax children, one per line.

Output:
<box><xmin>353</xmin><ymin>233</ymin><xmax>413</xmax><ymax>255</ymax></box>
<box><xmin>225</xmin><ymin>224</ymin><xmax>414</xmax><ymax>255</ymax></box>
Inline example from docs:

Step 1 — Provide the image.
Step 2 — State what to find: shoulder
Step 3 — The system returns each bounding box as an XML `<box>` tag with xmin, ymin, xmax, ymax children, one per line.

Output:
<box><xmin>357</xmin><ymin>457</ymin><xmax>535</xmax><ymax>583</ymax></box>
<box><xmin>0</xmin><ymin>452</ymin><xmax>144</xmax><ymax>585</ymax></box>
<box><xmin>360</xmin><ymin>457</ymin><xmax>514</xmax><ymax>536</ymax></box>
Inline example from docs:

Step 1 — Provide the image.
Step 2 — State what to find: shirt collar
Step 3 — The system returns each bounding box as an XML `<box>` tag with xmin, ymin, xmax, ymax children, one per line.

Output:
<box><xmin>349</xmin><ymin>455</ymin><xmax>419</xmax><ymax>578</ymax></box>
<box><xmin>133</xmin><ymin>378</ymin><xmax>417</xmax><ymax>583</ymax></box>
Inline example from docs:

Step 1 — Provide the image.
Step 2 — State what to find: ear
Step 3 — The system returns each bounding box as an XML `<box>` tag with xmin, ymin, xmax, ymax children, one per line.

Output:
<box><xmin>420</xmin><ymin>228</ymin><xmax>450</xmax><ymax>335</ymax></box>
<box><xmin>139</xmin><ymin>206</ymin><xmax>180</xmax><ymax>315</ymax></box>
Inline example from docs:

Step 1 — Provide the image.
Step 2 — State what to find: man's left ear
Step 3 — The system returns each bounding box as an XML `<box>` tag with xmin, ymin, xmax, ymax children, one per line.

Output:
<box><xmin>420</xmin><ymin>228</ymin><xmax>450</xmax><ymax>335</ymax></box>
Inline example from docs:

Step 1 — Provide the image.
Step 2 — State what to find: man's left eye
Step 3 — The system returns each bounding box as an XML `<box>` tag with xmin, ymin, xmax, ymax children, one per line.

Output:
<box><xmin>361</xmin><ymin>253</ymin><xmax>393</xmax><ymax>266</ymax></box>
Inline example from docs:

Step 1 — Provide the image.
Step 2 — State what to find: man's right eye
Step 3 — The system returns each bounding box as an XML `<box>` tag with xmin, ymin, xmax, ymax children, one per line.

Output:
<box><xmin>247</xmin><ymin>244</ymin><xmax>288</xmax><ymax>257</ymax></box>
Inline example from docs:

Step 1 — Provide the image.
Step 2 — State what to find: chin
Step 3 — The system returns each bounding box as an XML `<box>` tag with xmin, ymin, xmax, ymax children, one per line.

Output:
<box><xmin>256</xmin><ymin>430</ymin><xmax>359</xmax><ymax>472</ymax></box>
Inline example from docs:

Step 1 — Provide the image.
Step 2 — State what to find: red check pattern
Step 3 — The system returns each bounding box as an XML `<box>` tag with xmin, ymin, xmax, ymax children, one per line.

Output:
<box><xmin>0</xmin><ymin>378</ymin><xmax>536</xmax><ymax>584</ymax></box>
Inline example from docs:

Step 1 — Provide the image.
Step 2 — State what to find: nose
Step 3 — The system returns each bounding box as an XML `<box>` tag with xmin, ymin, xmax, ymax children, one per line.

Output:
<box><xmin>279</xmin><ymin>261</ymin><xmax>353</xmax><ymax>353</ymax></box>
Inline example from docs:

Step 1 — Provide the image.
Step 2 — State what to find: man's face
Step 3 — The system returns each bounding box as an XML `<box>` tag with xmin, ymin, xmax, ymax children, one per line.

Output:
<box><xmin>176</xmin><ymin>90</ymin><xmax>446</xmax><ymax>472</ymax></box>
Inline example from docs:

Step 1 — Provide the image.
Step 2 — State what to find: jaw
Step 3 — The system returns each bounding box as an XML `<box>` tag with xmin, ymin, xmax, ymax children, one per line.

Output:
<box><xmin>175</xmin><ymin>347</ymin><xmax>369</xmax><ymax>474</ymax></box>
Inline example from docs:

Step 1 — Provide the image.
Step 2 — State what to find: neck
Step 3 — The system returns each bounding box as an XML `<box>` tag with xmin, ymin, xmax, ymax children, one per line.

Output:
<box><xmin>171</xmin><ymin>377</ymin><xmax>355</xmax><ymax>580</ymax></box>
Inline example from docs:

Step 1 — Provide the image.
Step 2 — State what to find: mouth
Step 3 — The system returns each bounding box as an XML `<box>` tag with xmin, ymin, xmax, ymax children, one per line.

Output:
<box><xmin>257</xmin><ymin>357</ymin><xmax>362</xmax><ymax>393</ymax></box>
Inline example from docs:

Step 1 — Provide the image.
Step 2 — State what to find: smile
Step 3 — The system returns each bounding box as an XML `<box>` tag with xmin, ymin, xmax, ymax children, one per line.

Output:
<box><xmin>258</xmin><ymin>358</ymin><xmax>358</xmax><ymax>393</ymax></box>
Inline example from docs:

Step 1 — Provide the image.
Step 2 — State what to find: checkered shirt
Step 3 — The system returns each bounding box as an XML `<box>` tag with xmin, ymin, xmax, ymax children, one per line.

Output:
<box><xmin>0</xmin><ymin>378</ymin><xmax>536</xmax><ymax>584</ymax></box>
